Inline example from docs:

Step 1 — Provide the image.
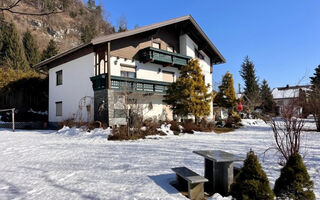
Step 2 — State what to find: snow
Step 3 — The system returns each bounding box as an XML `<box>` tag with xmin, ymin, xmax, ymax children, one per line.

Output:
<box><xmin>27</xmin><ymin>109</ymin><xmax>48</xmax><ymax>115</ymax></box>
<box><xmin>272</xmin><ymin>86</ymin><xmax>310</xmax><ymax>99</ymax></box>
<box><xmin>0</xmin><ymin>119</ymin><xmax>319</xmax><ymax>199</ymax></box>
<box><xmin>56</xmin><ymin>126</ymin><xmax>111</xmax><ymax>139</ymax></box>
<box><xmin>158</xmin><ymin>124</ymin><xmax>174</xmax><ymax>135</ymax></box>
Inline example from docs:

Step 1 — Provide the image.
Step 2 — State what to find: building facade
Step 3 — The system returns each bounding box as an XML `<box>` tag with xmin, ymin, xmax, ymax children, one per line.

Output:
<box><xmin>34</xmin><ymin>15</ymin><xmax>225</xmax><ymax>126</ymax></box>
<box><xmin>272</xmin><ymin>85</ymin><xmax>310</xmax><ymax>116</ymax></box>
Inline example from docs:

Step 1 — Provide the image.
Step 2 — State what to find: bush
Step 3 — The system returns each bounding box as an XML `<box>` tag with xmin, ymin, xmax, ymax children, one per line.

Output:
<box><xmin>232</xmin><ymin>112</ymin><xmax>241</xmax><ymax>123</ymax></box>
<box><xmin>230</xmin><ymin>150</ymin><xmax>274</xmax><ymax>200</ymax></box>
<box><xmin>169</xmin><ymin>120</ymin><xmax>180</xmax><ymax>132</ymax></box>
<box><xmin>273</xmin><ymin>153</ymin><xmax>315</xmax><ymax>200</ymax></box>
<box><xmin>143</xmin><ymin>120</ymin><xmax>160</xmax><ymax>136</ymax></box>
<box><xmin>108</xmin><ymin>125</ymin><xmax>145</xmax><ymax>141</ymax></box>
<box><xmin>182</xmin><ymin>119</ymin><xmax>198</xmax><ymax>133</ymax></box>
<box><xmin>57</xmin><ymin>119</ymin><xmax>107</xmax><ymax>130</ymax></box>
<box><xmin>198</xmin><ymin>118</ymin><xmax>215</xmax><ymax>132</ymax></box>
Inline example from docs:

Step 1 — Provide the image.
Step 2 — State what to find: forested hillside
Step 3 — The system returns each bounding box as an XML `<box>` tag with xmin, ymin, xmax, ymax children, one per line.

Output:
<box><xmin>1</xmin><ymin>0</ymin><xmax>115</xmax><ymax>56</ymax></box>
<box><xmin>0</xmin><ymin>0</ymin><xmax>116</xmax><ymax>113</ymax></box>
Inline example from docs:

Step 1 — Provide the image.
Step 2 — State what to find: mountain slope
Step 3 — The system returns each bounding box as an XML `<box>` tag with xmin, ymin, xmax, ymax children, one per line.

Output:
<box><xmin>2</xmin><ymin>0</ymin><xmax>115</xmax><ymax>52</ymax></box>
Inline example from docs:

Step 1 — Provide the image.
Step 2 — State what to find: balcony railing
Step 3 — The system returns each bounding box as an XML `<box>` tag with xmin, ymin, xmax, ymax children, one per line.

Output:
<box><xmin>90</xmin><ymin>74</ymin><xmax>170</xmax><ymax>94</ymax></box>
<box><xmin>139</xmin><ymin>47</ymin><xmax>191</xmax><ymax>67</ymax></box>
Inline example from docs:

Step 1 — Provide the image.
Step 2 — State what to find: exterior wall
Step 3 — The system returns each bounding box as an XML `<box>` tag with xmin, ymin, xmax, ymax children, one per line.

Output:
<box><xmin>48</xmin><ymin>33</ymin><xmax>215</xmax><ymax>123</ymax></box>
<box><xmin>180</xmin><ymin>34</ymin><xmax>214</xmax><ymax>119</ymax></box>
<box><xmin>110</xmin><ymin>57</ymin><xmax>180</xmax><ymax>82</ymax></box>
<box><xmin>49</xmin><ymin>53</ymin><xmax>95</xmax><ymax>122</ymax></box>
<box><xmin>110</xmin><ymin>27</ymin><xmax>179</xmax><ymax>59</ymax></box>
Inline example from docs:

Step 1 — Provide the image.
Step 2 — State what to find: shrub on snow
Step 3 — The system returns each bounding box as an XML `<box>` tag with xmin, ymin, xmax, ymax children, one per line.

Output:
<box><xmin>273</xmin><ymin>153</ymin><xmax>315</xmax><ymax>200</ymax></box>
<box><xmin>230</xmin><ymin>150</ymin><xmax>274</xmax><ymax>200</ymax></box>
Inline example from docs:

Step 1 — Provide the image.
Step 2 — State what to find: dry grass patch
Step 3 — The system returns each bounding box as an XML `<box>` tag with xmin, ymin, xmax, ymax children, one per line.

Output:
<box><xmin>213</xmin><ymin>127</ymin><xmax>235</xmax><ymax>134</ymax></box>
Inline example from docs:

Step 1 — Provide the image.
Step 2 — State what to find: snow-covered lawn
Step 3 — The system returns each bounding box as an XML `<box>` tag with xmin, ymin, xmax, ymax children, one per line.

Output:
<box><xmin>0</xmin><ymin>120</ymin><xmax>319</xmax><ymax>200</ymax></box>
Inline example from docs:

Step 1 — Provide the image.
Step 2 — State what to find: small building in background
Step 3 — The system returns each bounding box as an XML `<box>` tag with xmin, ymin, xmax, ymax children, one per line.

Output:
<box><xmin>272</xmin><ymin>85</ymin><xmax>310</xmax><ymax>116</ymax></box>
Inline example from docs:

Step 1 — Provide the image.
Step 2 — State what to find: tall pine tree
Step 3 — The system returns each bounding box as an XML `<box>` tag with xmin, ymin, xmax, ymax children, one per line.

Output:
<box><xmin>214</xmin><ymin>72</ymin><xmax>237</xmax><ymax>108</ymax></box>
<box><xmin>41</xmin><ymin>39</ymin><xmax>59</xmax><ymax>61</ymax></box>
<box><xmin>0</xmin><ymin>21</ymin><xmax>28</xmax><ymax>70</ymax></box>
<box><xmin>81</xmin><ymin>16</ymin><xmax>97</xmax><ymax>43</ymax></box>
<box><xmin>309</xmin><ymin>65</ymin><xmax>320</xmax><ymax>131</ymax></box>
<box><xmin>310</xmin><ymin>64</ymin><xmax>320</xmax><ymax>88</ymax></box>
<box><xmin>23</xmin><ymin>30</ymin><xmax>40</xmax><ymax>67</ymax></box>
<box><xmin>240</xmin><ymin>56</ymin><xmax>260</xmax><ymax>101</ymax></box>
<box><xmin>260</xmin><ymin>79</ymin><xmax>275</xmax><ymax>114</ymax></box>
<box><xmin>164</xmin><ymin>59</ymin><xmax>213</xmax><ymax>123</ymax></box>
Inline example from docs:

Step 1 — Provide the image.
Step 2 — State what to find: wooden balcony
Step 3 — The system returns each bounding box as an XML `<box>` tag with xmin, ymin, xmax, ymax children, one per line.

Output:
<box><xmin>90</xmin><ymin>74</ymin><xmax>170</xmax><ymax>94</ymax></box>
<box><xmin>139</xmin><ymin>47</ymin><xmax>191</xmax><ymax>67</ymax></box>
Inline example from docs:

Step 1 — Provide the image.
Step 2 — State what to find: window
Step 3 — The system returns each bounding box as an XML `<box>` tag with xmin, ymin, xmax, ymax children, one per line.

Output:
<box><xmin>56</xmin><ymin>102</ymin><xmax>62</xmax><ymax>116</ymax></box>
<box><xmin>167</xmin><ymin>46</ymin><xmax>174</xmax><ymax>52</ymax></box>
<box><xmin>195</xmin><ymin>48</ymin><xmax>204</xmax><ymax>60</ymax></box>
<box><xmin>152</xmin><ymin>42</ymin><xmax>160</xmax><ymax>49</ymax></box>
<box><xmin>56</xmin><ymin>70</ymin><xmax>62</xmax><ymax>85</ymax></box>
<box><xmin>120</xmin><ymin>64</ymin><xmax>136</xmax><ymax>78</ymax></box>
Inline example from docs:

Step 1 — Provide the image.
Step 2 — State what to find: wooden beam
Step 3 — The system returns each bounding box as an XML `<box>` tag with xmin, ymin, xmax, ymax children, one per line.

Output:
<box><xmin>107</xmin><ymin>42</ymin><xmax>111</xmax><ymax>89</ymax></box>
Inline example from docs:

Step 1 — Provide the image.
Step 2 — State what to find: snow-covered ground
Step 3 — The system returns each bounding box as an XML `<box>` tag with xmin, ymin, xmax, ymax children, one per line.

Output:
<box><xmin>0</xmin><ymin>119</ymin><xmax>319</xmax><ymax>200</ymax></box>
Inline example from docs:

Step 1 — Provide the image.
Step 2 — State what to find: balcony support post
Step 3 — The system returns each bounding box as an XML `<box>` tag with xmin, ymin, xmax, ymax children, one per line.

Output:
<box><xmin>107</xmin><ymin>41</ymin><xmax>111</xmax><ymax>89</ymax></box>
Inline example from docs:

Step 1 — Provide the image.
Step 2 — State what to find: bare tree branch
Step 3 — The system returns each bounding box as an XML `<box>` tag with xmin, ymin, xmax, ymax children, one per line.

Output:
<box><xmin>0</xmin><ymin>0</ymin><xmax>63</xmax><ymax>16</ymax></box>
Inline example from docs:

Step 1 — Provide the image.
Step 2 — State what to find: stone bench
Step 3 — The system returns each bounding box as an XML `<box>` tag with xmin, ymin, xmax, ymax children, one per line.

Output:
<box><xmin>172</xmin><ymin>167</ymin><xmax>208</xmax><ymax>200</ymax></box>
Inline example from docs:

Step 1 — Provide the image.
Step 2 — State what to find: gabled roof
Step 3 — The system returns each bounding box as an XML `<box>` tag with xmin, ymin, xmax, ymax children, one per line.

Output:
<box><xmin>272</xmin><ymin>85</ymin><xmax>311</xmax><ymax>99</ymax></box>
<box><xmin>34</xmin><ymin>15</ymin><xmax>225</xmax><ymax>69</ymax></box>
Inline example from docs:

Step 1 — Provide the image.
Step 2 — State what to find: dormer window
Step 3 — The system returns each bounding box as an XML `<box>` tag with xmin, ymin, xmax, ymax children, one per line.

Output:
<box><xmin>195</xmin><ymin>48</ymin><xmax>204</xmax><ymax>60</ymax></box>
<box><xmin>152</xmin><ymin>42</ymin><xmax>160</xmax><ymax>49</ymax></box>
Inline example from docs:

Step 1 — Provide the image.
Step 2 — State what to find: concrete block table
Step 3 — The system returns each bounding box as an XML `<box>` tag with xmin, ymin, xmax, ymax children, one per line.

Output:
<box><xmin>193</xmin><ymin>150</ymin><xmax>243</xmax><ymax>196</ymax></box>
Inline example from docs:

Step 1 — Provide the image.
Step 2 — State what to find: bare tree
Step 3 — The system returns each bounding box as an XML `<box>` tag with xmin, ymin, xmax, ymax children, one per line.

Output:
<box><xmin>268</xmin><ymin>99</ymin><xmax>305</xmax><ymax>165</ymax></box>
<box><xmin>0</xmin><ymin>0</ymin><xmax>63</xmax><ymax>16</ymax></box>
<box><xmin>113</xmin><ymin>81</ymin><xmax>156</xmax><ymax>137</ymax></box>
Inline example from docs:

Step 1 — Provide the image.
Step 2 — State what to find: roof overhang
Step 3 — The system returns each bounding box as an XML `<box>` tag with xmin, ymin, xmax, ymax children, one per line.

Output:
<box><xmin>33</xmin><ymin>15</ymin><xmax>225</xmax><ymax>69</ymax></box>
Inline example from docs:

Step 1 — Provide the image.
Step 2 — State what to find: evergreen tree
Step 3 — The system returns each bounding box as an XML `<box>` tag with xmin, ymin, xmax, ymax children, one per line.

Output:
<box><xmin>230</xmin><ymin>150</ymin><xmax>274</xmax><ymax>200</ymax></box>
<box><xmin>23</xmin><ymin>30</ymin><xmax>40</xmax><ymax>67</ymax></box>
<box><xmin>81</xmin><ymin>17</ymin><xmax>97</xmax><ymax>43</ymax></box>
<box><xmin>214</xmin><ymin>72</ymin><xmax>237</xmax><ymax>108</ymax></box>
<box><xmin>117</xmin><ymin>14</ymin><xmax>128</xmax><ymax>32</ymax></box>
<box><xmin>41</xmin><ymin>39</ymin><xmax>58</xmax><ymax>61</ymax></box>
<box><xmin>0</xmin><ymin>21</ymin><xmax>28</xmax><ymax>70</ymax></box>
<box><xmin>310</xmin><ymin>64</ymin><xmax>320</xmax><ymax>88</ymax></box>
<box><xmin>309</xmin><ymin>65</ymin><xmax>320</xmax><ymax>131</ymax></box>
<box><xmin>87</xmin><ymin>0</ymin><xmax>96</xmax><ymax>9</ymax></box>
<box><xmin>274</xmin><ymin>153</ymin><xmax>315</xmax><ymax>200</ymax></box>
<box><xmin>260</xmin><ymin>79</ymin><xmax>275</xmax><ymax>114</ymax></box>
<box><xmin>164</xmin><ymin>59</ymin><xmax>213</xmax><ymax>123</ymax></box>
<box><xmin>240</xmin><ymin>56</ymin><xmax>260</xmax><ymax>101</ymax></box>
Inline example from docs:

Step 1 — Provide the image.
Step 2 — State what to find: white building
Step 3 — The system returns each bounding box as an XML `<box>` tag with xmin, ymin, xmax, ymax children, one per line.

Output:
<box><xmin>34</xmin><ymin>15</ymin><xmax>226</xmax><ymax>126</ymax></box>
<box><xmin>272</xmin><ymin>85</ymin><xmax>310</xmax><ymax>116</ymax></box>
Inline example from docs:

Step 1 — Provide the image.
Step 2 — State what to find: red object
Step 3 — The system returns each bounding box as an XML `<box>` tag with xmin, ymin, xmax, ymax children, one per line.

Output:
<box><xmin>237</xmin><ymin>102</ymin><xmax>243</xmax><ymax>112</ymax></box>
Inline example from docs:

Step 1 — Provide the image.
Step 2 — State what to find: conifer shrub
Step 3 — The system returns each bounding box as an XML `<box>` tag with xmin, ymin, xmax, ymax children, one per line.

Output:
<box><xmin>232</xmin><ymin>112</ymin><xmax>241</xmax><ymax>124</ymax></box>
<box><xmin>273</xmin><ymin>153</ymin><xmax>315</xmax><ymax>200</ymax></box>
<box><xmin>230</xmin><ymin>150</ymin><xmax>274</xmax><ymax>200</ymax></box>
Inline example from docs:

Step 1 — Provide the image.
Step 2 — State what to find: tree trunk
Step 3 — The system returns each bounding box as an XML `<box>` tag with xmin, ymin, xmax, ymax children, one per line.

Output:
<box><xmin>195</xmin><ymin>116</ymin><xmax>199</xmax><ymax>125</ymax></box>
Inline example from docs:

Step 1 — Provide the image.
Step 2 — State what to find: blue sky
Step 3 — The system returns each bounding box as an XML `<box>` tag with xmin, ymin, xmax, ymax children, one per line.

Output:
<box><xmin>98</xmin><ymin>0</ymin><xmax>320</xmax><ymax>91</ymax></box>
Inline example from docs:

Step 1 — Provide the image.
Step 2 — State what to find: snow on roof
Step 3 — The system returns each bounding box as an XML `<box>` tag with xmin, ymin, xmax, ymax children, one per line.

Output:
<box><xmin>272</xmin><ymin>85</ymin><xmax>310</xmax><ymax>99</ymax></box>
